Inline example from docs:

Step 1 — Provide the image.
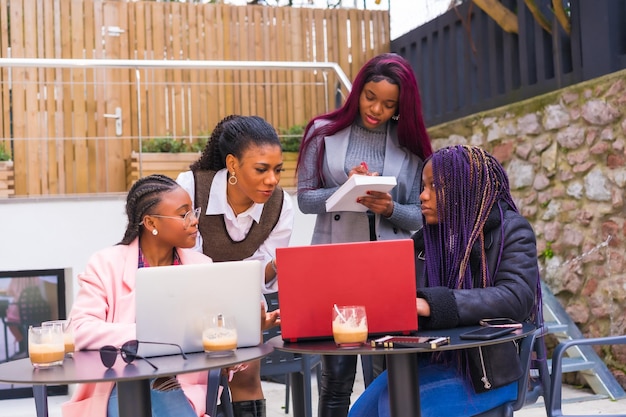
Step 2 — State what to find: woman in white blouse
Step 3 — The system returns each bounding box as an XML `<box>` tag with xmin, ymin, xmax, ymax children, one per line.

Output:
<box><xmin>177</xmin><ymin>114</ymin><xmax>294</xmax><ymax>417</ymax></box>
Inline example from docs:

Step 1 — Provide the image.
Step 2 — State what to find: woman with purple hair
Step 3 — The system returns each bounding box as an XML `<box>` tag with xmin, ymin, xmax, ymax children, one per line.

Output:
<box><xmin>296</xmin><ymin>53</ymin><xmax>432</xmax><ymax>417</ymax></box>
<box><xmin>348</xmin><ymin>145</ymin><xmax>542</xmax><ymax>417</ymax></box>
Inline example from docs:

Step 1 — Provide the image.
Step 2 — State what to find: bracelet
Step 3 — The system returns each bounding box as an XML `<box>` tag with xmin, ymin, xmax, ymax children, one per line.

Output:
<box><xmin>270</xmin><ymin>258</ymin><xmax>278</xmax><ymax>273</ymax></box>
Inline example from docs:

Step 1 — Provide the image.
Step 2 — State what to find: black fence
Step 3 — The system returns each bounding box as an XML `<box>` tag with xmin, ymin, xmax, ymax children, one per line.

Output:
<box><xmin>392</xmin><ymin>0</ymin><xmax>626</xmax><ymax>127</ymax></box>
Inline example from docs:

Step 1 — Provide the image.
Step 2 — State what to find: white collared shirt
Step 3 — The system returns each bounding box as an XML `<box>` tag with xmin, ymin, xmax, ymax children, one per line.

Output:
<box><xmin>176</xmin><ymin>168</ymin><xmax>294</xmax><ymax>293</ymax></box>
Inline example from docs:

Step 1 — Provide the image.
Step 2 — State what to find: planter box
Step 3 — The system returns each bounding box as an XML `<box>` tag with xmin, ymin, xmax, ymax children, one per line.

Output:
<box><xmin>0</xmin><ymin>161</ymin><xmax>15</xmax><ymax>197</ymax></box>
<box><xmin>281</xmin><ymin>152</ymin><xmax>298</xmax><ymax>190</ymax></box>
<box><xmin>126</xmin><ymin>151</ymin><xmax>299</xmax><ymax>190</ymax></box>
<box><xmin>126</xmin><ymin>151</ymin><xmax>200</xmax><ymax>188</ymax></box>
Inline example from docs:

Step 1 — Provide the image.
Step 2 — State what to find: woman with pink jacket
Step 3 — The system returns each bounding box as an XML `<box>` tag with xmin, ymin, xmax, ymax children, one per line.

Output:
<box><xmin>62</xmin><ymin>174</ymin><xmax>213</xmax><ymax>417</ymax></box>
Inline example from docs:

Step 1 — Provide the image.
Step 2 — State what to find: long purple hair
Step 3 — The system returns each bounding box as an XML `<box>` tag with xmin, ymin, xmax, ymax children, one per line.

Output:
<box><xmin>423</xmin><ymin>145</ymin><xmax>517</xmax><ymax>290</ymax></box>
<box><xmin>425</xmin><ymin>145</ymin><xmax>544</xmax><ymax>375</ymax></box>
<box><xmin>297</xmin><ymin>53</ymin><xmax>432</xmax><ymax>181</ymax></box>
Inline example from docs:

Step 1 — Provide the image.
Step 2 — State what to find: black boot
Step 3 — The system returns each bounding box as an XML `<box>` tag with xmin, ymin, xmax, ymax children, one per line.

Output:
<box><xmin>318</xmin><ymin>355</ymin><xmax>358</xmax><ymax>417</ymax></box>
<box><xmin>232</xmin><ymin>399</ymin><xmax>266</xmax><ymax>417</ymax></box>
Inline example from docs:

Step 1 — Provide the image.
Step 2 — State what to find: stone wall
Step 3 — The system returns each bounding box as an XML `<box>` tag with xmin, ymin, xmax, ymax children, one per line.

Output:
<box><xmin>427</xmin><ymin>69</ymin><xmax>626</xmax><ymax>381</ymax></box>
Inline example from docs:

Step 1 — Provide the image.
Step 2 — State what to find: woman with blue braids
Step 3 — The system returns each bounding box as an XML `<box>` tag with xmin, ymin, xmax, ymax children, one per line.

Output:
<box><xmin>349</xmin><ymin>145</ymin><xmax>543</xmax><ymax>417</ymax></box>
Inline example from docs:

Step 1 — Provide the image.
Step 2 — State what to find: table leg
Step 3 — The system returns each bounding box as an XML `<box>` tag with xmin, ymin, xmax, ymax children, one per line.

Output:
<box><xmin>289</xmin><ymin>372</ymin><xmax>307</xmax><ymax>417</ymax></box>
<box><xmin>2</xmin><ymin>318</ymin><xmax>9</xmax><ymax>362</ymax></box>
<box><xmin>386</xmin><ymin>353</ymin><xmax>420</xmax><ymax>417</ymax></box>
<box><xmin>33</xmin><ymin>385</ymin><xmax>48</xmax><ymax>417</ymax></box>
<box><xmin>117</xmin><ymin>379</ymin><xmax>152</xmax><ymax>417</ymax></box>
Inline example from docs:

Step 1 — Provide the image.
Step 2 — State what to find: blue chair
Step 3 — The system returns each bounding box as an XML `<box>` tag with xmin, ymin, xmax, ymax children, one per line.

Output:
<box><xmin>260</xmin><ymin>292</ymin><xmax>322</xmax><ymax>417</ymax></box>
<box><xmin>4</xmin><ymin>286</ymin><xmax>52</xmax><ymax>357</ymax></box>
<box><xmin>0</xmin><ymin>297</ymin><xmax>11</xmax><ymax>362</ymax></box>
<box><xmin>474</xmin><ymin>326</ymin><xmax>551</xmax><ymax>417</ymax></box>
<box><xmin>206</xmin><ymin>292</ymin><xmax>322</xmax><ymax>417</ymax></box>
<box><xmin>206</xmin><ymin>369</ymin><xmax>234</xmax><ymax>417</ymax></box>
<box><xmin>548</xmin><ymin>335</ymin><xmax>626</xmax><ymax>417</ymax></box>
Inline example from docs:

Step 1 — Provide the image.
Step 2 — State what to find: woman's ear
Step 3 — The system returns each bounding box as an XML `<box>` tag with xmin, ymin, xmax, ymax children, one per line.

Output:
<box><xmin>142</xmin><ymin>215</ymin><xmax>155</xmax><ymax>230</ymax></box>
<box><xmin>225</xmin><ymin>154</ymin><xmax>237</xmax><ymax>172</ymax></box>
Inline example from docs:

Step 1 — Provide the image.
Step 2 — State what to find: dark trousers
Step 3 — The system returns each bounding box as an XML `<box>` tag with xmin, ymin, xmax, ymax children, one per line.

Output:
<box><xmin>318</xmin><ymin>355</ymin><xmax>386</xmax><ymax>417</ymax></box>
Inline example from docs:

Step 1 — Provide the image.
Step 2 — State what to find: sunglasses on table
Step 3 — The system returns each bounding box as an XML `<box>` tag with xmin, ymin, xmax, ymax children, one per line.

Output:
<box><xmin>85</xmin><ymin>340</ymin><xmax>187</xmax><ymax>371</ymax></box>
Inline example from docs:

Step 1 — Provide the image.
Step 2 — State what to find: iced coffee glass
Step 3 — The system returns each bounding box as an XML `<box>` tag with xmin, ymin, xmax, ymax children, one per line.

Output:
<box><xmin>332</xmin><ymin>305</ymin><xmax>368</xmax><ymax>348</ymax></box>
<box><xmin>28</xmin><ymin>325</ymin><xmax>65</xmax><ymax>368</ymax></box>
<box><xmin>42</xmin><ymin>320</ymin><xmax>75</xmax><ymax>357</ymax></box>
<box><xmin>202</xmin><ymin>314</ymin><xmax>238</xmax><ymax>357</ymax></box>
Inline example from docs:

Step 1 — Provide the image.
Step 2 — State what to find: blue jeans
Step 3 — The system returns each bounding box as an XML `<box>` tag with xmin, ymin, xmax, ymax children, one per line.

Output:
<box><xmin>107</xmin><ymin>382</ymin><xmax>198</xmax><ymax>417</ymax></box>
<box><xmin>348</xmin><ymin>360</ymin><xmax>517</xmax><ymax>417</ymax></box>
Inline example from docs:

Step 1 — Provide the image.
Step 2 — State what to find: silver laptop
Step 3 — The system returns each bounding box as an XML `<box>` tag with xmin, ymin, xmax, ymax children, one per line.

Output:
<box><xmin>135</xmin><ymin>260</ymin><xmax>262</xmax><ymax>357</ymax></box>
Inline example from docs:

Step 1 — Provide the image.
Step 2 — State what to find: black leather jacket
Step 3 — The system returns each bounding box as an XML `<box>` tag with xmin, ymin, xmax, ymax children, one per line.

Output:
<box><xmin>412</xmin><ymin>201</ymin><xmax>539</xmax><ymax>330</ymax></box>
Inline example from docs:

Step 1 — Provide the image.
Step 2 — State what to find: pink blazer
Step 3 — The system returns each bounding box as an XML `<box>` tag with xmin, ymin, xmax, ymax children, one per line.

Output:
<box><xmin>61</xmin><ymin>239</ymin><xmax>213</xmax><ymax>417</ymax></box>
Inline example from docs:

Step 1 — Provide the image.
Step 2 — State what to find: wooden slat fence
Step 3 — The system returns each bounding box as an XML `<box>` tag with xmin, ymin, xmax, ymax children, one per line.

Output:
<box><xmin>0</xmin><ymin>0</ymin><xmax>389</xmax><ymax>196</ymax></box>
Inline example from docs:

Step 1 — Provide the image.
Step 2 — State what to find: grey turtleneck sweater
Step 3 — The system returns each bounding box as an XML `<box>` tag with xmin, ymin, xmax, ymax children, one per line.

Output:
<box><xmin>298</xmin><ymin>120</ymin><xmax>421</xmax><ymax>233</ymax></box>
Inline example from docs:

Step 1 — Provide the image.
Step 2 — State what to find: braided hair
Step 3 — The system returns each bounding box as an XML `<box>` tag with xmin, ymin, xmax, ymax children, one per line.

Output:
<box><xmin>190</xmin><ymin>115</ymin><xmax>281</xmax><ymax>172</ymax></box>
<box><xmin>423</xmin><ymin>145</ymin><xmax>517</xmax><ymax>290</ymax></box>
<box><xmin>119</xmin><ymin>174</ymin><xmax>181</xmax><ymax>245</ymax></box>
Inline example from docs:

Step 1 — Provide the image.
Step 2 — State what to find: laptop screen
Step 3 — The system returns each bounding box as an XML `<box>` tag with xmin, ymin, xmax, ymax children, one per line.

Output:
<box><xmin>135</xmin><ymin>260</ymin><xmax>263</xmax><ymax>357</ymax></box>
<box><xmin>276</xmin><ymin>239</ymin><xmax>418</xmax><ymax>342</ymax></box>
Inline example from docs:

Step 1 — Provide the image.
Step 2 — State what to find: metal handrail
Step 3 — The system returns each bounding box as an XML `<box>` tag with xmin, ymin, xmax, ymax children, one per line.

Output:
<box><xmin>0</xmin><ymin>57</ymin><xmax>351</xmax><ymax>179</ymax></box>
<box><xmin>0</xmin><ymin>58</ymin><xmax>352</xmax><ymax>92</ymax></box>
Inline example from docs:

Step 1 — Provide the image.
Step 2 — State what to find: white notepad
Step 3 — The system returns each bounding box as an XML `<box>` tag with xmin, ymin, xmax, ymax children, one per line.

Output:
<box><xmin>325</xmin><ymin>175</ymin><xmax>397</xmax><ymax>212</ymax></box>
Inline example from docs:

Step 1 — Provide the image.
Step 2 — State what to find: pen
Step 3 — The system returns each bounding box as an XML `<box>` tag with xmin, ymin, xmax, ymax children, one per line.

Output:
<box><xmin>429</xmin><ymin>337</ymin><xmax>450</xmax><ymax>349</ymax></box>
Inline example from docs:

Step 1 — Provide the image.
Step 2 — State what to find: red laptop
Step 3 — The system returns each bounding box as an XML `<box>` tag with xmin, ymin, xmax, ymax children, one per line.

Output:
<box><xmin>276</xmin><ymin>239</ymin><xmax>418</xmax><ymax>342</ymax></box>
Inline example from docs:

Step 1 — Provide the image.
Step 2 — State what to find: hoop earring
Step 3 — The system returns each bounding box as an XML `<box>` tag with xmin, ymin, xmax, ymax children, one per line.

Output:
<box><xmin>391</xmin><ymin>114</ymin><xmax>400</xmax><ymax>121</ymax></box>
<box><xmin>228</xmin><ymin>172</ymin><xmax>238</xmax><ymax>185</ymax></box>
<box><xmin>152</xmin><ymin>228</ymin><xmax>158</xmax><ymax>236</ymax></box>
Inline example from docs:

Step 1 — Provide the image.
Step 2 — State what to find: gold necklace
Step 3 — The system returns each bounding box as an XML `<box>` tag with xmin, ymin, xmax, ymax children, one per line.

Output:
<box><xmin>226</xmin><ymin>193</ymin><xmax>246</xmax><ymax>216</ymax></box>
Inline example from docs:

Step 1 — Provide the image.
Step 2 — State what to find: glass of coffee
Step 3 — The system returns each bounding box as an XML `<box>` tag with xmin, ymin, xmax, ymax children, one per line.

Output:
<box><xmin>28</xmin><ymin>325</ymin><xmax>65</xmax><ymax>368</ymax></box>
<box><xmin>332</xmin><ymin>305</ymin><xmax>368</xmax><ymax>348</ymax></box>
<box><xmin>42</xmin><ymin>320</ymin><xmax>75</xmax><ymax>357</ymax></box>
<box><xmin>202</xmin><ymin>313</ymin><xmax>238</xmax><ymax>357</ymax></box>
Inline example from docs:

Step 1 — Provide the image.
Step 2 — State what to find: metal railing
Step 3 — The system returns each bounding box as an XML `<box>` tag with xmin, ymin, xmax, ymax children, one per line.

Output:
<box><xmin>393</xmin><ymin>0</ymin><xmax>626</xmax><ymax>127</ymax></box>
<box><xmin>0</xmin><ymin>58</ymin><xmax>351</xmax><ymax>196</ymax></box>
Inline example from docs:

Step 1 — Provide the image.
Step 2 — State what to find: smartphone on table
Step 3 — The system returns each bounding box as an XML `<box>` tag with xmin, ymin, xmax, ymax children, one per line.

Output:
<box><xmin>459</xmin><ymin>326</ymin><xmax>516</xmax><ymax>340</ymax></box>
<box><xmin>478</xmin><ymin>318</ymin><xmax>523</xmax><ymax>328</ymax></box>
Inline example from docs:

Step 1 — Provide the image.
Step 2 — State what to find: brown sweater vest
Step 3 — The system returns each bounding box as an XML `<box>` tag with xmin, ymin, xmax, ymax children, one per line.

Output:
<box><xmin>193</xmin><ymin>170</ymin><xmax>283</xmax><ymax>262</ymax></box>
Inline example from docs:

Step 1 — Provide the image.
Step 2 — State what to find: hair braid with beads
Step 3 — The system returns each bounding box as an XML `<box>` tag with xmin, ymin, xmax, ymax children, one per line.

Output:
<box><xmin>189</xmin><ymin>114</ymin><xmax>281</xmax><ymax>172</ymax></box>
<box><xmin>423</xmin><ymin>145</ymin><xmax>518</xmax><ymax>290</ymax></box>
<box><xmin>119</xmin><ymin>174</ymin><xmax>181</xmax><ymax>245</ymax></box>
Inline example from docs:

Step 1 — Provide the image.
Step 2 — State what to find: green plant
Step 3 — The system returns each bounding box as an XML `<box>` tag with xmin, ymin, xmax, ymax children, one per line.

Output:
<box><xmin>140</xmin><ymin>135</ymin><xmax>208</xmax><ymax>153</ymax></box>
<box><xmin>278</xmin><ymin>124</ymin><xmax>306</xmax><ymax>152</ymax></box>
<box><xmin>540</xmin><ymin>242</ymin><xmax>554</xmax><ymax>260</ymax></box>
<box><xmin>188</xmin><ymin>135</ymin><xmax>209</xmax><ymax>153</ymax></box>
<box><xmin>0</xmin><ymin>143</ymin><xmax>11</xmax><ymax>161</ymax></box>
<box><xmin>141</xmin><ymin>137</ymin><xmax>185</xmax><ymax>153</ymax></box>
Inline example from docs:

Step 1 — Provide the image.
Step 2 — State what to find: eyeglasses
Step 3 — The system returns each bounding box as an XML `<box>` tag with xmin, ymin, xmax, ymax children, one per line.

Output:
<box><xmin>94</xmin><ymin>340</ymin><xmax>188</xmax><ymax>371</ymax></box>
<box><xmin>150</xmin><ymin>207</ymin><xmax>202</xmax><ymax>229</ymax></box>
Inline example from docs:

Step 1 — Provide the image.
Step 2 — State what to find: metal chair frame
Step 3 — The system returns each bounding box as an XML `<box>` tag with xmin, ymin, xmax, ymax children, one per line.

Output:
<box><xmin>549</xmin><ymin>335</ymin><xmax>626</xmax><ymax>417</ymax></box>
<box><xmin>259</xmin><ymin>292</ymin><xmax>322</xmax><ymax>417</ymax></box>
<box><xmin>474</xmin><ymin>326</ymin><xmax>552</xmax><ymax>417</ymax></box>
<box><xmin>206</xmin><ymin>292</ymin><xmax>322</xmax><ymax>417</ymax></box>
